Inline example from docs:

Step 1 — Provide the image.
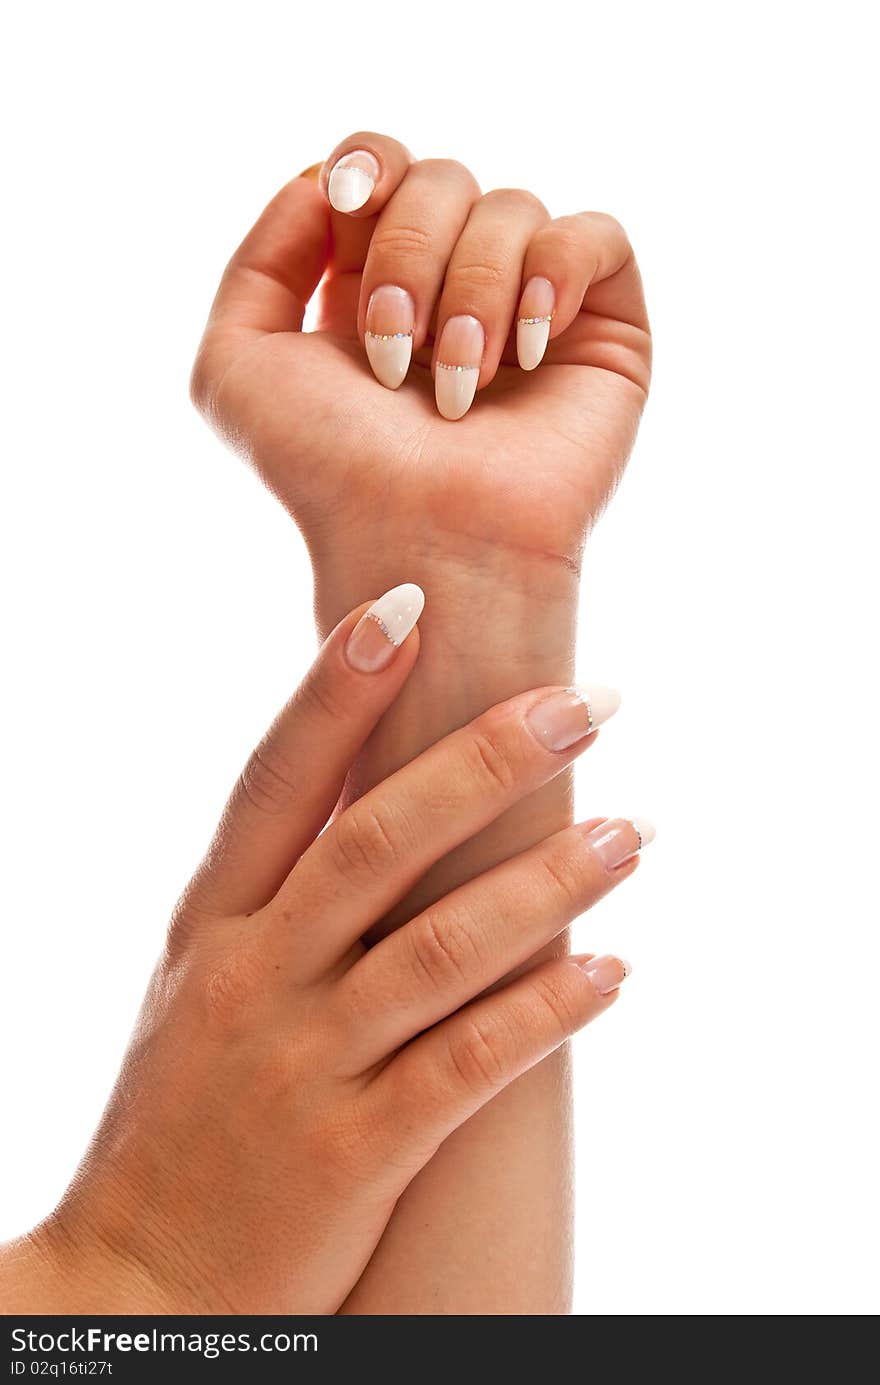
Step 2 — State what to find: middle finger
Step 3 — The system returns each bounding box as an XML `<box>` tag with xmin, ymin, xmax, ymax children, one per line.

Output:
<box><xmin>432</xmin><ymin>188</ymin><xmax>549</xmax><ymax>419</ymax></box>
<box><xmin>359</xmin><ymin>158</ymin><xmax>480</xmax><ymax>390</ymax></box>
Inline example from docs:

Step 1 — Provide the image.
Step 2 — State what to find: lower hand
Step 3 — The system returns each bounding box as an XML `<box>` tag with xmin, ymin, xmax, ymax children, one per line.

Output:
<box><xmin>1</xmin><ymin>585</ymin><xmax>646</xmax><ymax>1314</ymax></box>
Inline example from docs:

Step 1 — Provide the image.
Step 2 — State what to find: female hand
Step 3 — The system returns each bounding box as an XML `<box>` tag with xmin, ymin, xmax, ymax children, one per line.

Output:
<box><xmin>0</xmin><ymin>587</ymin><xmax>647</xmax><ymax>1315</ymax></box>
<box><xmin>190</xmin><ymin>130</ymin><xmax>650</xmax><ymax>582</ymax></box>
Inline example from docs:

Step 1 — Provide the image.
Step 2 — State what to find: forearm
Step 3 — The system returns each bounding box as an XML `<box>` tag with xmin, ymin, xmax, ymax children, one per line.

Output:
<box><xmin>310</xmin><ymin>522</ymin><xmax>579</xmax><ymax>1313</ymax></box>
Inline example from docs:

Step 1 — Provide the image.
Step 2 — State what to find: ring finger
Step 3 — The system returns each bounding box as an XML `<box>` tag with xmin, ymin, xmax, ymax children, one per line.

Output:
<box><xmin>432</xmin><ymin>188</ymin><xmax>548</xmax><ymax>419</ymax></box>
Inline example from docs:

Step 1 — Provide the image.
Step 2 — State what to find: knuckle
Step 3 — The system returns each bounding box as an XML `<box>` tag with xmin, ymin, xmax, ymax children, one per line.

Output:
<box><xmin>369</xmin><ymin>222</ymin><xmax>435</xmax><ymax>262</ymax></box>
<box><xmin>189</xmin><ymin>351</ymin><xmax>211</xmax><ymax>414</ymax></box>
<box><xmin>415</xmin><ymin>157</ymin><xmax>479</xmax><ymax>195</ymax></box>
<box><xmin>188</xmin><ymin>339</ymin><xmax>230</xmax><ymax>420</ymax></box>
<box><xmin>482</xmin><ymin>186</ymin><xmax>546</xmax><ymax>217</ymax></box>
<box><xmin>295</xmin><ymin>668</ymin><xmax>351</xmax><ymax>725</ymax></box>
<box><xmin>340</xmin><ymin>129</ymin><xmax>386</xmax><ymax>150</ymax></box>
<box><xmin>447</xmin><ymin>1015</ymin><xmax>510</xmax><ymax>1098</ymax></box>
<box><xmin>533</xmin><ymin>219</ymin><xmax>583</xmax><ymax>259</ymax></box>
<box><xmin>408</xmin><ymin>909</ymin><xmax>480</xmax><ymax>992</ymax></box>
<box><xmin>590</xmin><ymin>209</ymin><xmax>628</xmax><ymax>241</ymax></box>
<box><xmin>536</xmin><ymin>846</ymin><xmax>586</xmax><ymax>912</ymax></box>
<box><xmin>466</xmin><ymin>717</ymin><xmax>519</xmax><ymax>795</ymax></box>
<box><xmin>331</xmin><ymin>801</ymin><xmax>402</xmax><ymax>882</ymax></box>
<box><xmin>446</xmin><ymin>258</ymin><xmax>508</xmax><ymax>295</ymax></box>
<box><xmin>307</xmin><ymin>1090</ymin><xmax>404</xmax><ymax>1188</ymax></box>
<box><xmin>238</xmin><ymin>735</ymin><xmax>300</xmax><ymax>817</ymax></box>
<box><xmin>201</xmin><ymin>939</ymin><xmax>265</xmax><ymax>1034</ymax></box>
<box><xmin>166</xmin><ymin>883</ymin><xmax>223</xmax><ymax>957</ymax></box>
<box><xmin>529</xmin><ymin>970</ymin><xmax>582</xmax><ymax>1044</ymax></box>
<box><xmin>328</xmin><ymin>970</ymin><xmax>372</xmax><ymax>1049</ymax></box>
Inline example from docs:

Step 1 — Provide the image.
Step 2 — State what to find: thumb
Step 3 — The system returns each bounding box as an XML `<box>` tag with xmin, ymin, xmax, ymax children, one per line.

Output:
<box><xmin>191</xmin><ymin>171</ymin><xmax>330</xmax><ymax>414</ymax></box>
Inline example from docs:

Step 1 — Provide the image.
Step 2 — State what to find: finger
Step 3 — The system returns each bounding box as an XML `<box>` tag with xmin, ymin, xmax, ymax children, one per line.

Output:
<box><xmin>368</xmin><ymin>953</ymin><xmax>630</xmax><ymax>1163</ymax></box>
<box><xmin>190</xmin><ymin>175</ymin><xmax>330</xmax><ymax>413</ymax></box>
<box><xmin>320</xmin><ymin>131</ymin><xmax>413</xmax><ymax>217</ymax></box>
<box><xmin>272</xmin><ymin>684</ymin><xmax>621</xmax><ymax>969</ymax></box>
<box><xmin>515</xmin><ymin>212</ymin><xmax>650</xmax><ymax>379</ymax></box>
<box><xmin>358</xmin><ymin>159</ymin><xmax>480</xmax><ymax>390</ymax></box>
<box><xmin>175</xmin><ymin>584</ymin><xmax>424</xmax><ymax>924</ymax></box>
<box><xmin>313</xmin><ymin>132</ymin><xmax>415</xmax><ymax>340</ymax></box>
<box><xmin>337</xmin><ymin>817</ymin><xmax>653</xmax><ymax>1069</ymax></box>
<box><xmin>432</xmin><ymin>189</ymin><xmax>548</xmax><ymax>419</ymax></box>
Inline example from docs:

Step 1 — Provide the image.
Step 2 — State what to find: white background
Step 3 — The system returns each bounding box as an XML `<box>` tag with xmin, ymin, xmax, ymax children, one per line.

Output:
<box><xmin>1</xmin><ymin>1</ymin><xmax>877</xmax><ymax>1316</ymax></box>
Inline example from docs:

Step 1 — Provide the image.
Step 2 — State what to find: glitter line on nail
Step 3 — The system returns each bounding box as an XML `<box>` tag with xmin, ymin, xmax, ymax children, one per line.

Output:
<box><xmin>567</xmin><ymin>686</ymin><xmax>594</xmax><ymax>732</ymax></box>
<box><xmin>436</xmin><ymin>362</ymin><xmax>480</xmax><ymax>371</ymax></box>
<box><xmin>366</xmin><ymin>612</ymin><xmax>397</xmax><ymax>645</ymax></box>
<box><xmin>365</xmin><ymin>330</ymin><xmax>413</xmax><ymax>341</ymax></box>
<box><xmin>517</xmin><ymin>313</ymin><xmax>554</xmax><ymax>326</ymax></box>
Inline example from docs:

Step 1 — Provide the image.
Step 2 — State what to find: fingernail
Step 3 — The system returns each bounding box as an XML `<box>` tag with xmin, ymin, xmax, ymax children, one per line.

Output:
<box><xmin>327</xmin><ymin>150</ymin><xmax>379</xmax><ymax>213</ymax></box>
<box><xmin>584</xmin><ymin>817</ymin><xmax>656</xmax><ymax>871</ymax></box>
<box><xmin>435</xmin><ymin>315</ymin><xmax>484</xmax><ymax>420</ymax></box>
<box><xmin>365</xmin><ymin>286</ymin><xmax>415</xmax><ymax>390</ymax></box>
<box><xmin>345</xmin><ymin>583</ymin><xmax>425</xmax><ymax>674</ymax></box>
<box><xmin>526</xmin><ymin>685</ymin><xmax>621</xmax><ymax>753</ymax></box>
<box><xmin>517</xmin><ymin>276</ymin><xmax>554</xmax><ymax>371</ymax></box>
<box><xmin>575</xmin><ymin>954</ymin><xmax>631</xmax><ymax>996</ymax></box>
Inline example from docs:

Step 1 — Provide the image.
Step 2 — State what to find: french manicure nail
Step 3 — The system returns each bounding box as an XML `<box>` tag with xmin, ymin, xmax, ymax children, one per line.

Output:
<box><xmin>365</xmin><ymin>286</ymin><xmax>415</xmax><ymax>390</ymax></box>
<box><xmin>517</xmin><ymin>276</ymin><xmax>554</xmax><ymax>370</ymax></box>
<box><xmin>575</xmin><ymin>954</ymin><xmax>631</xmax><ymax>996</ymax></box>
<box><xmin>526</xmin><ymin>685</ymin><xmax>621</xmax><ymax>752</ymax></box>
<box><xmin>345</xmin><ymin>583</ymin><xmax>425</xmax><ymax>674</ymax></box>
<box><xmin>435</xmin><ymin>315</ymin><xmax>484</xmax><ymax>420</ymax></box>
<box><xmin>584</xmin><ymin>817</ymin><xmax>656</xmax><ymax>871</ymax></box>
<box><xmin>327</xmin><ymin>150</ymin><xmax>379</xmax><ymax>213</ymax></box>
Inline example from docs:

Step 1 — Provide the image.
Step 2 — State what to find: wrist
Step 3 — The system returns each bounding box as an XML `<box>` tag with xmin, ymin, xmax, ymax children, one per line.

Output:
<box><xmin>309</xmin><ymin>525</ymin><xmax>581</xmax><ymax>935</ymax></box>
<box><xmin>311</xmin><ymin>525</ymin><xmax>579</xmax><ymax>730</ymax></box>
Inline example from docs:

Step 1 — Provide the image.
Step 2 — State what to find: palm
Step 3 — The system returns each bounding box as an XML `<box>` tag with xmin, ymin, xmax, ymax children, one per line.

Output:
<box><xmin>218</xmin><ymin>314</ymin><xmax>648</xmax><ymax>565</ymax></box>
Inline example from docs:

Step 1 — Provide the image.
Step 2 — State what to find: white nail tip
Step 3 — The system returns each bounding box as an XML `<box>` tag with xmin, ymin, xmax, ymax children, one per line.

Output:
<box><xmin>517</xmin><ymin>318</ymin><xmax>551</xmax><ymax>371</ymax></box>
<box><xmin>365</xmin><ymin>334</ymin><xmax>413</xmax><ymax>390</ymax></box>
<box><xmin>631</xmin><ymin>818</ymin><xmax>656</xmax><ymax>849</ymax></box>
<box><xmin>328</xmin><ymin>165</ymin><xmax>375</xmax><ymax>213</ymax></box>
<box><xmin>435</xmin><ymin>366</ymin><xmax>479</xmax><ymax>420</ymax></box>
<box><xmin>575</xmin><ymin>685</ymin><xmax>622</xmax><ymax>730</ymax></box>
<box><xmin>368</xmin><ymin>583</ymin><xmax>425</xmax><ymax>646</ymax></box>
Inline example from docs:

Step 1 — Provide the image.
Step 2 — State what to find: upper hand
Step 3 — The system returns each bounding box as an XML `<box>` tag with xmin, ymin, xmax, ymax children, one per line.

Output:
<box><xmin>191</xmin><ymin>132</ymin><xmax>651</xmax><ymax>569</ymax></box>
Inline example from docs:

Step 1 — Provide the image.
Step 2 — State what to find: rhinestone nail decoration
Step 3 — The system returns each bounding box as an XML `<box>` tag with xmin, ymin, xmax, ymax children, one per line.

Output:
<box><xmin>569</xmin><ymin>686</ymin><xmax>594</xmax><ymax>732</ymax></box>
<box><xmin>517</xmin><ymin>313</ymin><xmax>553</xmax><ymax>326</ymax></box>
<box><xmin>436</xmin><ymin>362</ymin><xmax>480</xmax><ymax>371</ymax></box>
<box><xmin>366</xmin><ymin>612</ymin><xmax>396</xmax><ymax>644</ymax></box>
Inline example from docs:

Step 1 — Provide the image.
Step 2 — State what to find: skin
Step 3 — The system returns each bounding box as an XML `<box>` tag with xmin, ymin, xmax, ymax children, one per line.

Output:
<box><xmin>0</xmin><ymin>600</ymin><xmax>633</xmax><ymax>1314</ymax></box>
<box><xmin>2</xmin><ymin>133</ymin><xmax>650</xmax><ymax>1315</ymax></box>
<box><xmin>191</xmin><ymin>132</ymin><xmax>650</xmax><ymax>1313</ymax></box>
